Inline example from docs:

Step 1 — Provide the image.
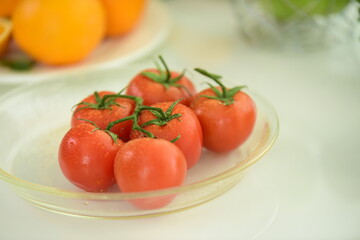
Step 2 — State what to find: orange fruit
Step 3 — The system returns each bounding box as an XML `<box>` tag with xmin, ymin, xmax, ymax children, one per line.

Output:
<box><xmin>12</xmin><ymin>0</ymin><xmax>106</xmax><ymax>65</ymax></box>
<box><xmin>0</xmin><ymin>0</ymin><xmax>21</xmax><ymax>17</ymax></box>
<box><xmin>100</xmin><ymin>0</ymin><xmax>147</xmax><ymax>37</ymax></box>
<box><xmin>0</xmin><ymin>17</ymin><xmax>12</xmax><ymax>56</ymax></box>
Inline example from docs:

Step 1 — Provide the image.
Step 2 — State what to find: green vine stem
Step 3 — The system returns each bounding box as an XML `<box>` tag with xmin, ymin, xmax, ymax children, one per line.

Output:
<box><xmin>73</xmin><ymin>87</ymin><xmax>129</xmax><ymax>112</ymax></box>
<box><xmin>106</xmin><ymin>98</ymin><xmax>182</xmax><ymax>142</ymax></box>
<box><xmin>77</xmin><ymin>118</ymin><xmax>119</xmax><ymax>144</ymax></box>
<box><xmin>194</xmin><ymin>68</ymin><xmax>247</xmax><ymax>106</ymax></box>
<box><xmin>159</xmin><ymin>55</ymin><xmax>172</xmax><ymax>82</ymax></box>
<box><xmin>141</xmin><ymin>55</ymin><xmax>187</xmax><ymax>90</ymax></box>
<box><xmin>105</xmin><ymin>95</ymin><xmax>154</xmax><ymax>138</ymax></box>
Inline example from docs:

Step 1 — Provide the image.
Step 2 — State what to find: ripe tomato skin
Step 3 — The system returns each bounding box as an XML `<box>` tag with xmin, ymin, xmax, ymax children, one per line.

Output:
<box><xmin>71</xmin><ymin>91</ymin><xmax>135</xmax><ymax>141</ymax></box>
<box><xmin>130</xmin><ymin>102</ymin><xmax>203</xmax><ymax>169</ymax></box>
<box><xmin>126</xmin><ymin>69</ymin><xmax>196</xmax><ymax>106</ymax></box>
<box><xmin>114</xmin><ymin>138</ymin><xmax>187</xmax><ymax>210</ymax></box>
<box><xmin>191</xmin><ymin>87</ymin><xmax>256</xmax><ymax>153</ymax></box>
<box><xmin>58</xmin><ymin>123</ymin><xmax>123</xmax><ymax>192</ymax></box>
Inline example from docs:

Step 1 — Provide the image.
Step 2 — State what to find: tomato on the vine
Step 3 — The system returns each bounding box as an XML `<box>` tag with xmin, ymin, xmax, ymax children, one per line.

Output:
<box><xmin>126</xmin><ymin>56</ymin><xmax>196</xmax><ymax>106</ymax></box>
<box><xmin>71</xmin><ymin>91</ymin><xmax>135</xmax><ymax>141</ymax></box>
<box><xmin>58</xmin><ymin>123</ymin><xmax>123</xmax><ymax>192</ymax></box>
<box><xmin>191</xmin><ymin>68</ymin><xmax>256</xmax><ymax>153</ymax></box>
<box><xmin>130</xmin><ymin>101</ymin><xmax>203</xmax><ymax>169</ymax></box>
<box><xmin>114</xmin><ymin>138</ymin><xmax>187</xmax><ymax>210</ymax></box>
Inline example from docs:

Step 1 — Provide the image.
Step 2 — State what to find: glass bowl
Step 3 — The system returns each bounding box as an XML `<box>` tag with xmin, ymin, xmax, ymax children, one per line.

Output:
<box><xmin>231</xmin><ymin>0</ymin><xmax>358</xmax><ymax>50</ymax></box>
<box><xmin>0</xmin><ymin>66</ymin><xmax>279</xmax><ymax>219</ymax></box>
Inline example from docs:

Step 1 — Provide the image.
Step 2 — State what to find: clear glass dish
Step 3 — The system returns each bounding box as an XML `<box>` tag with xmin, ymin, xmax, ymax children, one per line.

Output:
<box><xmin>231</xmin><ymin>0</ymin><xmax>358</xmax><ymax>51</ymax></box>
<box><xmin>0</xmin><ymin>66</ymin><xmax>279</xmax><ymax>219</ymax></box>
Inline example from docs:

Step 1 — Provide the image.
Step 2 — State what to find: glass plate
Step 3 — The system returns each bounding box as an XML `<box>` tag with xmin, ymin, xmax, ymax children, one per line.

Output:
<box><xmin>0</xmin><ymin>66</ymin><xmax>279</xmax><ymax>218</ymax></box>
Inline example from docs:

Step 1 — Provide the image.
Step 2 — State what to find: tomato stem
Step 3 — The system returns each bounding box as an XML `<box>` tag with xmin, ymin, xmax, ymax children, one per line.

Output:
<box><xmin>158</xmin><ymin>55</ymin><xmax>171</xmax><ymax>83</ymax></box>
<box><xmin>75</xmin><ymin>91</ymin><xmax>183</xmax><ymax>142</ymax></box>
<box><xmin>105</xmin><ymin>96</ymin><xmax>147</xmax><ymax>134</ymax></box>
<box><xmin>138</xmin><ymin>105</ymin><xmax>167</xmax><ymax>119</ymax></box>
<box><xmin>97</xmin><ymin>93</ymin><xmax>123</xmax><ymax>109</ymax></box>
<box><xmin>194</xmin><ymin>68</ymin><xmax>227</xmax><ymax>98</ymax></box>
<box><xmin>73</xmin><ymin>91</ymin><xmax>132</xmax><ymax>112</ymax></box>
<box><xmin>194</xmin><ymin>68</ymin><xmax>247</xmax><ymax>106</ymax></box>
<box><xmin>106</xmin><ymin>98</ymin><xmax>182</xmax><ymax>141</ymax></box>
<box><xmin>140</xmin><ymin>55</ymin><xmax>190</xmax><ymax>95</ymax></box>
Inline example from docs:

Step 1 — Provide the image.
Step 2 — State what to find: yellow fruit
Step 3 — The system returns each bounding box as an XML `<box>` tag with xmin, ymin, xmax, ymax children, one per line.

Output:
<box><xmin>0</xmin><ymin>17</ymin><xmax>12</xmax><ymax>56</ymax></box>
<box><xmin>100</xmin><ymin>0</ymin><xmax>147</xmax><ymax>37</ymax></box>
<box><xmin>0</xmin><ymin>0</ymin><xmax>21</xmax><ymax>17</ymax></box>
<box><xmin>12</xmin><ymin>0</ymin><xmax>106</xmax><ymax>65</ymax></box>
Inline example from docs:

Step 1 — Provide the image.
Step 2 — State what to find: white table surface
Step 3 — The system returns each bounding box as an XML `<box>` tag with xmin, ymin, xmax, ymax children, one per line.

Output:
<box><xmin>1</xmin><ymin>1</ymin><xmax>359</xmax><ymax>239</ymax></box>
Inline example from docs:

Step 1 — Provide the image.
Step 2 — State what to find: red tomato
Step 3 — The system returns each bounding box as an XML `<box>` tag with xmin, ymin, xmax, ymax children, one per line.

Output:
<box><xmin>126</xmin><ymin>69</ymin><xmax>196</xmax><ymax>106</ymax></box>
<box><xmin>58</xmin><ymin>123</ymin><xmax>123</xmax><ymax>192</ymax></box>
<box><xmin>114</xmin><ymin>138</ymin><xmax>187</xmax><ymax>210</ymax></box>
<box><xmin>130</xmin><ymin>101</ymin><xmax>203</xmax><ymax>169</ymax></box>
<box><xmin>71</xmin><ymin>91</ymin><xmax>135</xmax><ymax>141</ymax></box>
<box><xmin>191</xmin><ymin>87</ymin><xmax>256</xmax><ymax>153</ymax></box>
<box><xmin>126</xmin><ymin>56</ymin><xmax>196</xmax><ymax>106</ymax></box>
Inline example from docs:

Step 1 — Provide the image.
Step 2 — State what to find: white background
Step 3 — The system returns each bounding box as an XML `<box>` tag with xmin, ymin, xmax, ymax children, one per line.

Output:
<box><xmin>0</xmin><ymin>0</ymin><xmax>359</xmax><ymax>239</ymax></box>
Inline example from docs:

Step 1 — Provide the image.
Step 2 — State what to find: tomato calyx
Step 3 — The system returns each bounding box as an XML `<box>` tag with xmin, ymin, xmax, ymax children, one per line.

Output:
<box><xmin>73</xmin><ymin>90</ymin><xmax>127</xmax><ymax>112</ymax></box>
<box><xmin>141</xmin><ymin>55</ymin><xmax>190</xmax><ymax>93</ymax></box>
<box><xmin>106</xmin><ymin>97</ymin><xmax>182</xmax><ymax>143</ymax></box>
<box><xmin>194</xmin><ymin>68</ymin><xmax>247</xmax><ymax>106</ymax></box>
<box><xmin>140</xmin><ymin>100</ymin><xmax>182</xmax><ymax>143</ymax></box>
<box><xmin>78</xmin><ymin>118</ymin><xmax>119</xmax><ymax>144</ymax></box>
<box><xmin>106</xmin><ymin>96</ymin><xmax>155</xmax><ymax>139</ymax></box>
<box><xmin>141</xmin><ymin>100</ymin><xmax>182</xmax><ymax>128</ymax></box>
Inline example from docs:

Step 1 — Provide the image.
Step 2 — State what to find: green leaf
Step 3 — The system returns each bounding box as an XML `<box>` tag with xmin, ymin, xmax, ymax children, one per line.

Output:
<box><xmin>165</xmin><ymin>99</ymin><xmax>181</xmax><ymax>116</ymax></box>
<box><xmin>75</xmin><ymin>103</ymin><xmax>98</xmax><ymax>112</ymax></box>
<box><xmin>94</xmin><ymin>91</ymin><xmax>101</xmax><ymax>103</ymax></box>
<box><xmin>117</xmin><ymin>86</ymin><xmax>127</xmax><ymax>94</ymax></box>
<box><xmin>158</xmin><ymin>55</ymin><xmax>171</xmax><ymax>81</ymax></box>
<box><xmin>168</xmin><ymin>113</ymin><xmax>182</xmax><ymax>121</ymax></box>
<box><xmin>112</xmin><ymin>102</ymin><xmax>126</xmax><ymax>109</ymax></box>
<box><xmin>73</xmin><ymin>92</ymin><xmax>130</xmax><ymax>113</ymax></box>
<box><xmin>170</xmin><ymin>135</ymin><xmax>181</xmax><ymax>143</ymax></box>
<box><xmin>227</xmin><ymin>85</ymin><xmax>247</xmax><ymax>98</ymax></box>
<box><xmin>195</xmin><ymin>68</ymin><xmax>250</xmax><ymax>105</ymax></box>
<box><xmin>104</xmin><ymin>130</ymin><xmax>119</xmax><ymax>144</ymax></box>
<box><xmin>143</xmin><ymin>56</ymin><xmax>192</xmax><ymax>93</ymax></box>
<box><xmin>72</xmin><ymin>101</ymin><xmax>94</xmax><ymax>109</ymax></box>
<box><xmin>141</xmin><ymin>71</ymin><xmax>164</xmax><ymax>83</ymax></box>
<box><xmin>169</xmin><ymin>69</ymin><xmax>186</xmax><ymax>83</ymax></box>
<box><xmin>199</xmin><ymin>95</ymin><xmax>223</xmax><ymax>101</ymax></box>
<box><xmin>194</xmin><ymin>68</ymin><xmax>222</xmax><ymax>80</ymax></box>
<box><xmin>77</xmin><ymin>118</ymin><xmax>99</xmax><ymax>128</ymax></box>
<box><xmin>133</xmin><ymin>125</ymin><xmax>155</xmax><ymax>138</ymax></box>
<box><xmin>204</xmin><ymin>82</ymin><xmax>222</xmax><ymax>97</ymax></box>
<box><xmin>149</xmin><ymin>109</ymin><xmax>164</xmax><ymax>119</ymax></box>
<box><xmin>0</xmin><ymin>59</ymin><xmax>36</xmax><ymax>71</ymax></box>
<box><xmin>140</xmin><ymin>119</ymin><xmax>162</xmax><ymax>127</ymax></box>
<box><xmin>106</xmin><ymin>115</ymin><xmax>133</xmax><ymax>131</ymax></box>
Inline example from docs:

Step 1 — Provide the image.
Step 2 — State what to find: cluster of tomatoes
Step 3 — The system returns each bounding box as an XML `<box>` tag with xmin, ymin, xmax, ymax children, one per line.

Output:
<box><xmin>58</xmin><ymin>56</ymin><xmax>257</xmax><ymax>210</ymax></box>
